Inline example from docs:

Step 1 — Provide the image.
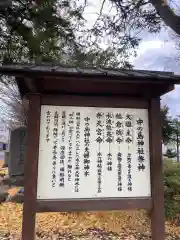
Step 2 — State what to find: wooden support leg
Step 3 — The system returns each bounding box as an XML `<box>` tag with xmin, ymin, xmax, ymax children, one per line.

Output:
<box><xmin>22</xmin><ymin>95</ymin><xmax>41</xmax><ymax>240</ymax></box>
<box><xmin>149</xmin><ymin>98</ymin><xmax>165</xmax><ymax>240</ymax></box>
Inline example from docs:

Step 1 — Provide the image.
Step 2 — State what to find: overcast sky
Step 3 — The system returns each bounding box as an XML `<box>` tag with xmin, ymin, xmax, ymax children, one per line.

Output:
<box><xmin>0</xmin><ymin>1</ymin><xmax>179</xmax><ymax>119</ymax></box>
<box><xmin>131</xmin><ymin>29</ymin><xmax>180</xmax><ymax>117</ymax></box>
<box><xmin>82</xmin><ymin>0</ymin><xmax>180</xmax><ymax>117</ymax></box>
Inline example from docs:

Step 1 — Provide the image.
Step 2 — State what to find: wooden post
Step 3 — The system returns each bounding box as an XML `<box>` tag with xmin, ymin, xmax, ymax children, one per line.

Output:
<box><xmin>22</xmin><ymin>94</ymin><xmax>41</xmax><ymax>240</ymax></box>
<box><xmin>149</xmin><ymin>98</ymin><xmax>165</xmax><ymax>240</ymax></box>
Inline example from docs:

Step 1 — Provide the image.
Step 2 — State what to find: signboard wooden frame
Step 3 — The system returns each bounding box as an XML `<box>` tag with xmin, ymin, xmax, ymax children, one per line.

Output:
<box><xmin>22</xmin><ymin>94</ymin><xmax>164</xmax><ymax>240</ymax></box>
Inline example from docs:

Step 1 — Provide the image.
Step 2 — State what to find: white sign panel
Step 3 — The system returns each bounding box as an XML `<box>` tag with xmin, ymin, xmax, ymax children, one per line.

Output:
<box><xmin>37</xmin><ymin>106</ymin><xmax>151</xmax><ymax>200</ymax></box>
<box><xmin>0</xmin><ymin>123</ymin><xmax>9</xmax><ymax>143</ymax></box>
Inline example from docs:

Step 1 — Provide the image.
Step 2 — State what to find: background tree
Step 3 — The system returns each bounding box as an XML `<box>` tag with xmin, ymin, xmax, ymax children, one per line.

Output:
<box><xmin>1</xmin><ymin>0</ymin><xmax>178</xmax><ymax>65</ymax></box>
<box><xmin>161</xmin><ymin>106</ymin><xmax>180</xmax><ymax>162</ymax></box>
<box><xmin>164</xmin><ymin>160</ymin><xmax>180</xmax><ymax>219</ymax></box>
<box><xmin>161</xmin><ymin>105</ymin><xmax>174</xmax><ymax>145</ymax></box>
<box><xmin>0</xmin><ymin>76</ymin><xmax>28</xmax><ymax>126</ymax></box>
<box><xmin>0</xmin><ymin>0</ymin><xmax>84</xmax><ymax>64</ymax></box>
<box><xmin>108</xmin><ymin>0</ymin><xmax>180</xmax><ymax>35</ymax></box>
<box><xmin>0</xmin><ymin>0</ymin><xmax>144</xmax><ymax>66</ymax></box>
<box><xmin>168</xmin><ymin>117</ymin><xmax>180</xmax><ymax>162</ymax></box>
<box><xmin>0</xmin><ymin>0</ymin><xmax>178</xmax><ymax>125</ymax></box>
<box><xmin>164</xmin><ymin>148</ymin><xmax>177</xmax><ymax>159</ymax></box>
<box><xmin>150</xmin><ymin>0</ymin><xmax>180</xmax><ymax>35</ymax></box>
<box><xmin>0</xmin><ymin>0</ymin><xmax>139</xmax><ymax>125</ymax></box>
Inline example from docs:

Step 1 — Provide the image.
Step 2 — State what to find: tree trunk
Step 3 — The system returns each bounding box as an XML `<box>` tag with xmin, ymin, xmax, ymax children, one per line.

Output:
<box><xmin>177</xmin><ymin>133</ymin><xmax>180</xmax><ymax>162</ymax></box>
<box><xmin>150</xmin><ymin>0</ymin><xmax>180</xmax><ymax>35</ymax></box>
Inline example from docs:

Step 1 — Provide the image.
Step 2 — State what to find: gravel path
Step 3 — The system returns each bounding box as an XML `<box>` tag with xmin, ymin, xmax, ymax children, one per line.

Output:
<box><xmin>0</xmin><ymin>229</ymin><xmax>180</xmax><ymax>240</ymax></box>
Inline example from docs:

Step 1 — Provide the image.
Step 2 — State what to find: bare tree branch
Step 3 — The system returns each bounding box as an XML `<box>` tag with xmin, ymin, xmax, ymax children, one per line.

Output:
<box><xmin>150</xmin><ymin>0</ymin><xmax>180</xmax><ymax>35</ymax></box>
<box><xmin>100</xmin><ymin>0</ymin><xmax>106</xmax><ymax>16</ymax></box>
<box><xmin>0</xmin><ymin>76</ymin><xmax>28</xmax><ymax>126</ymax></box>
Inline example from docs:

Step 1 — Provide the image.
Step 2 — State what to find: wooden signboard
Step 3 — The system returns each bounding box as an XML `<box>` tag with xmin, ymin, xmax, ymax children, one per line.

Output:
<box><xmin>37</xmin><ymin>106</ymin><xmax>151</xmax><ymax>199</ymax></box>
<box><xmin>22</xmin><ymin>95</ymin><xmax>163</xmax><ymax>240</ymax></box>
<box><xmin>1</xmin><ymin>64</ymin><xmax>176</xmax><ymax>240</ymax></box>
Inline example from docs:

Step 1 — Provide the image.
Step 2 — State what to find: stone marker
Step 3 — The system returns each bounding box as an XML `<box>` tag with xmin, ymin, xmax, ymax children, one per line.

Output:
<box><xmin>9</xmin><ymin>126</ymin><xmax>27</xmax><ymax>177</ymax></box>
<box><xmin>3</xmin><ymin>151</ymin><xmax>9</xmax><ymax>167</ymax></box>
<box><xmin>0</xmin><ymin>188</ymin><xmax>8</xmax><ymax>203</ymax></box>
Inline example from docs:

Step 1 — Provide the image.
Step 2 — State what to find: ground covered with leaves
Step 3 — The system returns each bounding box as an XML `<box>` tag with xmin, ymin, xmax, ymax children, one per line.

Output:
<box><xmin>1</xmin><ymin>161</ymin><xmax>180</xmax><ymax>239</ymax></box>
<box><xmin>1</xmin><ymin>203</ymin><xmax>180</xmax><ymax>239</ymax></box>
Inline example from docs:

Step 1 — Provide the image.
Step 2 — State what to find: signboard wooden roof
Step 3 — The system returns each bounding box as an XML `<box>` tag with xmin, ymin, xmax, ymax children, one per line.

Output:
<box><xmin>1</xmin><ymin>64</ymin><xmax>179</xmax><ymax>240</ymax></box>
<box><xmin>0</xmin><ymin>64</ymin><xmax>180</xmax><ymax>98</ymax></box>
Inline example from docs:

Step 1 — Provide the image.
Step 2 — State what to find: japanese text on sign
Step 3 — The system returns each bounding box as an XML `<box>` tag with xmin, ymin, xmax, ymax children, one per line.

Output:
<box><xmin>37</xmin><ymin>106</ymin><xmax>151</xmax><ymax>200</ymax></box>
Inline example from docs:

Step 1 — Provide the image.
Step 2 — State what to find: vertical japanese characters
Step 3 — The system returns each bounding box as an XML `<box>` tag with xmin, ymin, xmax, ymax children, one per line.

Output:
<box><xmin>68</xmin><ymin>112</ymin><xmax>74</xmax><ymax>181</ymax></box>
<box><xmin>59</xmin><ymin>111</ymin><xmax>66</xmax><ymax>187</ymax></box>
<box><xmin>59</xmin><ymin>146</ymin><xmax>65</xmax><ymax>187</ymax></box>
<box><xmin>52</xmin><ymin>111</ymin><xmax>58</xmax><ymax>187</ymax></box>
<box><xmin>19</xmin><ymin>131</ymin><xmax>26</xmax><ymax>166</ymax></box>
<box><xmin>136</xmin><ymin>118</ymin><xmax>145</xmax><ymax>171</ymax></box>
<box><xmin>115</xmin><ymin>113</ymin><xmax>124</xmax><ymax>192</ymax></box>
<box><xmin>96</xmin><ymin>112</ymin><xmax>104</xmax><ymax>193</ymax></box>
<box><xmin>46</xmin><ymin>111</ymin><xmax>51</xmax><ymax>142</ymax></box>
<box><xmin>75</xmin><ymin>112</ymin><xmax>81</xmax><ymax>192</ymax></box>
<box><xmin>61</xmin><ymin>111</ymin><xmax>66</xmax><ymax>142</ymax></box>
<box><xmin>125</xmin><ymin>114</ymin><xmax>133</xmax><ymax>192</ymax></box>
<box><xmin>127</xmin><ymin>153</ymin><xmax>132</xmax><ymax>191</ymax></box>
<box><xmin>84</xmin><ymin>117</ymin><xmax>91</xmax><ymax>177</ymax></box>
<box><xmin>41</xmin><ymin>107</ymin><xmax>150</xmax><ymax>198</ymax></box>
<box><xmin>106</xmin><ymin>113</ymin><xmax>114</xmax><ymax>171</ymax></box>
<box><xmin>125</xmin><ymin>114</ymin><xmax>133</xmax><ymax>144</ymax></box>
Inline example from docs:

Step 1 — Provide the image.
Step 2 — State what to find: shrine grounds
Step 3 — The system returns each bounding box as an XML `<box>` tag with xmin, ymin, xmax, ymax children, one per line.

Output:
<box><xmin>1</xmin><ymin>159</ymin><xmax>180</xmax><ymax>239</ymax></box>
